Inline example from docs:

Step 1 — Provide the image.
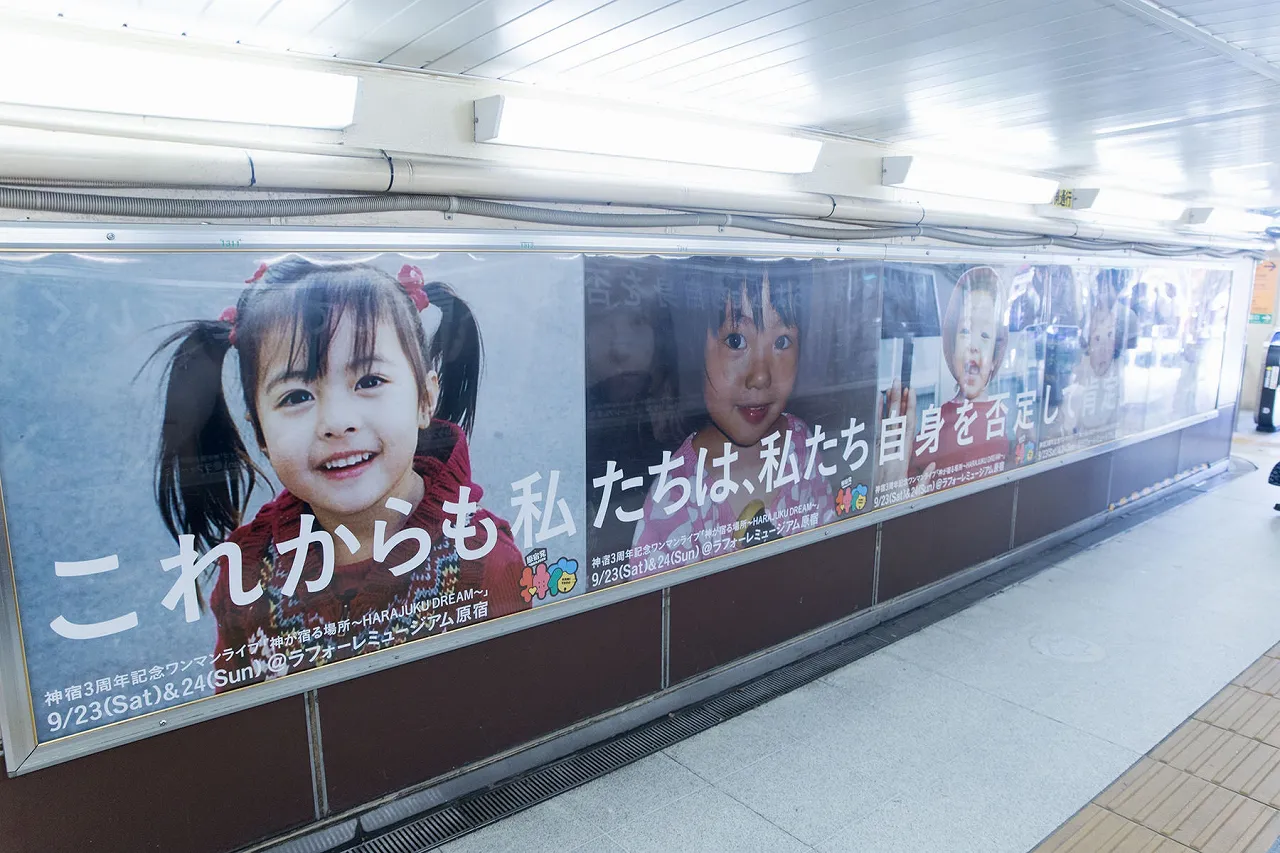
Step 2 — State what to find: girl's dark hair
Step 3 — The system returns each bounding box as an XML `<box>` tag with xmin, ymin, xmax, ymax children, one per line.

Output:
<box><xmin>1095</xmin><ymin>267</ymin><xmax>1132</xmax><ymax>303</ymax></box>
<box><xmin>692</xmin><ymin>256</ymin><xmax>806</xmax><ymax>339</ymax></box>
<box><xmin>1041</xmin><ymin>264</ymin><xmax>1084</xmax><ymax>328</ymax></box>
<box><xmin>152</xmin><ymin>256</ymin><xmax>482</xmax><ymax>550</ymax></box>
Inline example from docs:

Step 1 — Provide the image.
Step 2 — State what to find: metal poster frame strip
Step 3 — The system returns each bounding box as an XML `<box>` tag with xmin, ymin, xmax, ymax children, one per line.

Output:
<box><xmin>0</xmin><ymin>223</ymin><xmax>1247</xmax><ymax>774</ymax></box>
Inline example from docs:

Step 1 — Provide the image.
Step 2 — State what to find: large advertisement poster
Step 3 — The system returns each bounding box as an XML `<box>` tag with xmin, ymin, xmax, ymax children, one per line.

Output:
<box><xmin>1173</xmin><ymin>268</ymin><xmax>1233</xmax><ymax>419</ymax></box>
<box><xmin>874</xmin><ymin>263</ymin><xmax>1041</xmax><ymax>507</ymax></box>
<box><xmin>1037</xmin><ymin>267</ymin><xmax>1129</xmax><ymax>459</ymax></box>
<box><xmin>0</xmin><ymin>242</ymin><xmax>1235</xmax><ymax>765</ymax></box>
<box><xmin>584</xmin><ymin>256</ymin><xmax>880</xmax><ymax>591</ymax></box>
<box><xmin>0</xmin><ymin>251</ymin><xmax>586</xmax><ymax>744</ymax></box>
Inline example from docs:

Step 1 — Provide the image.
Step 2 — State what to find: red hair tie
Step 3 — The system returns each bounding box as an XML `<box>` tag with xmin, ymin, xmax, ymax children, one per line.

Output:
<box><xmin>223</xmin><ymin>262</ymin><xmax>269</xmax><ymax>347</ymax></box>
<box><xmin>398</xmin><ymin>264</ymin><xmax>430</xmax><ymax>311</ymax></box>
<box><xmin>219</xmin><ymin>306</ymin><xmax>239</xmax><ymax>347</ymax></box>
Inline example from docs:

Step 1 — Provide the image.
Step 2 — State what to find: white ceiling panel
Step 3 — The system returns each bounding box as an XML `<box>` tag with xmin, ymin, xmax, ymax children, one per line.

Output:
<box><xmin>463</xmin><ymin>0</ymin><xmax>683</xmax><ymax>78</ymax></box>
<box><xmin>256</xmin><ymin>0</ymin><xmax>354</xmax><ymax>35</ymax></box>
<box><xmin>306</xmin><ymin>0</ymin><xmax>480</xmax><ymax>61</ymax></box>
<box><xmin>427</xmin><ymin>0</ymin><xmax>620</xmax><ymax>74</ymax></box>
<box><xmin>200</xmin><ymin>0</ymin><xmax>280</xmax><ymax>26</ymax></box>
<box><xmin>1165</xmin><ymin>0</ymin><xmax>1280</xmax><ymax>62</ymax></box>
<box><xmin>647</xmin><ymin>0</ymin><xmax>1048</xmax><ymax>88</ymax></box>
<box><xmin>646</xmin><ymin>0</ymin><xmax>1083</xmax><ymax>97</ymax></box>
<box><xmin>499</xmin><ymin>0</ymin><xmax>721</xmax><ymax>82</ymax></box>
<box><xmin>380</xmin><ymin>0</ymin><xmax>554</xmax><ymax>67</ymax></box>
<box><xmin>579</xmin><ymin>0</ymin><xmax>873</xmax><ymax>84</ymax></box>
<box><xmin>2</xmin><ymin>0</ymin><xmax>1279</xmax><ymax>204</ymax></box>
<box><xmin>559</xmin><ymin>0</ymin><xmax>827</xmax><ymax>80</ymax></box>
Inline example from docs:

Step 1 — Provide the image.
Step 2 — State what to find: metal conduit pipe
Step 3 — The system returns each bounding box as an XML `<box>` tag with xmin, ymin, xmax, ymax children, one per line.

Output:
<box><xmin>0</xmin><ymin>186</ymin><xmax>1257</xmax><ymax>257</ymax></box>
<box><xmin>0</xmin><ymin>136</ymin><xmax>1270</xmax><ymax>254</ymax></box>
<box><xmin>823</xmin><ymin>197</ymin><xmax>1253</xmax><ymax>247</ymax></box>
<box><xmin>387</xmin><ymin>157</ymin><xmax>838</xmax><ymax>220</ymax></box>
<box><xmin>378</xmin><ymin>157</ymin><xmax>1272</xmax><ymax>252</ymax></box>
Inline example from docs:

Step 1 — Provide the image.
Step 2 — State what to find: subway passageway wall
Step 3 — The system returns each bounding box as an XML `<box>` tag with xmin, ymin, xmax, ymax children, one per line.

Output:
<box><xmin>0</xmin><ymin>227</ymin><xmax>1250</xmax><ymax>852</ymax></box>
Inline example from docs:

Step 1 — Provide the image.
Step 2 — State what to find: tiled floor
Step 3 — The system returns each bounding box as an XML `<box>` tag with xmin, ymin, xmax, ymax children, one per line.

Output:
<box><xmin>1033</xmin><ymin>642</ymin><xmax>1280</xmax><ymax>853</ymax></box>
<box><xmin>435</xmin><ymin>420</ymin><xmax>1280</xmax><ymax>853</ymax></box>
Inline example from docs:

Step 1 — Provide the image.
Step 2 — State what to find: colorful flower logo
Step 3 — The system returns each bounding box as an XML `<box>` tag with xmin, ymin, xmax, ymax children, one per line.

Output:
<box><xmin>550</xmin><ymin>557</ymin><xmax>578</xmax><ymax>595</ymax></box>
<box><xmin>853</xmin><ymin>484</ymin><xmax>868</xmax><ymax>510</ymax></box>
<box><xmin>836</xmin><ymin>486</ymin><xmax>852</xmax><ymax>515</ymax></box>
<box><xmin>521</xmin><ymin>558</ymin><xmax>579</xmax><ymax>601</ymax></box>
<box><xmin>519</xmin><ymin>562</ymin><xmax>550</xmax><ymax>602</ymax></box>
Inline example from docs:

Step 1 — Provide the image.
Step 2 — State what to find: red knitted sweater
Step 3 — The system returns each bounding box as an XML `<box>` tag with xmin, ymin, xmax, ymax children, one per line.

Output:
<box><xmin>208</xmin><ymin>421</ymin><xmax>528</xmax><ymax>692</ymax></box>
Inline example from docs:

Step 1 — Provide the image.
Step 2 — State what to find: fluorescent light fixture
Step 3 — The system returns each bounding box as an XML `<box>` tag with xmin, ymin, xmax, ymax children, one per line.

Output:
<box><xmin>1211</xmin><ymin>165</ymin><xmax>1272</xmax><ymax>196</ymax></box>
<box><xmin>1061</xmin><ymin>188</ymin><xmax>1185</xmax><ymax>221</ymax></box>
<box><xmin>0</xmin><ymin>32</ymin><xmax>357</xmax><ymax>128</ymax></box>
<box><xmin>881</xmin><ymin>156</ymin><xmax>1059</xmax><ymax>205</ymax></box>
<box><xmin>473</xmin><ymin>94</ymin><xmax>821</xmax><ymax>173</ymax></box>
<box><xmin>1184</xmin><ymin>207</ymin><xmax>1274</xmax><ymax>233</ymax></box>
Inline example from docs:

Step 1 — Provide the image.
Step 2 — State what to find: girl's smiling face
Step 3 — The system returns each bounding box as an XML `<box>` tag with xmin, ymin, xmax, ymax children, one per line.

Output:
<box><xmin>951</xmin><ymin>290</ymin><xmax>999</xmax><ymax>400</ymax></box>
<box><xmin>254</xmin><ymin>312</ymin><xmax>435</xmax><ymax>527</ymax></box>
<box><xmin>702</xmin><ymin>276</ymin><xmax>799</xmax><ymax>446</ymax></box>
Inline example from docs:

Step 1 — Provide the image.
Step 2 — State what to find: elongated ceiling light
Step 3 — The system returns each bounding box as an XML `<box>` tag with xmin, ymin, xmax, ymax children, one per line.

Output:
<box><xmin>1058</xmin><ymin>188</ymin><xmax>1185</xmax><ymax>221</ymax></box>
<box><xmin>881</xmin><ymin>155</ymin><xmax>1059</xmax><ymax>205</ymax></box>
<box><xmin>473</xmin><ymin>94</ymin><xmax>822</xmax><ymax>173</ymax></box>
<box><xmin>0</xmin><ymin>32</ymin><xmax>358</xmax><ymax>129</ymax></box>
<box><xmin>1183</xmin><ymin>207</ymin><xmax>1274</xmax><ymax>233</ymax></box>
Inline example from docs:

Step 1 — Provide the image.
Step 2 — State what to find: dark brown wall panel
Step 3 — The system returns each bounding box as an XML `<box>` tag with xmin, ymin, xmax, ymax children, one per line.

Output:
<box><xmin>320</xmin><ymin>593</ymin><xmax>661</xmax><ymax>813</ymax></box>
<box><xmin>1178</xmin><ymin>405</ymin><xmax>1235</xmax><ymax>473</ymax></box>
<box><xmin>1013</xmin><ymin>454</ymin><xmax>1112</xmax><ymax>548</ymax></box>
<box><xmin>668</xmin><ymin>527</ymin><xmax>876</xmax><ymax>684</ymax></box>
<box><xmin>878</xmin><ymin>483</ymin><xmax>1016</xmax><ymax>602</ymax></box>
<box><xmin>1109</xmin><ymin>431</ymin><xmax>1182</xmax><ymax>505</ymax></box>
<box><xmin>0</xmin><ymin>697</ymin><xmax>313</xmax><ymax>853</ymax></box>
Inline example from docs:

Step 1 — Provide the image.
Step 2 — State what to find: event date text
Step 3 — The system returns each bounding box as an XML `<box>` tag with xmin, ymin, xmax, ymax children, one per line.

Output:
<box><xmin>46</xmin><ymin>672</ymin><xmax>216</xmax><ymax>734</ymax></box>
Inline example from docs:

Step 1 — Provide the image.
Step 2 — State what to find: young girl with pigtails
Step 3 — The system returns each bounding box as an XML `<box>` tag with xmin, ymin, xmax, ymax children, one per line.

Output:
<box><xmin>152</xmin><ymin>256</ymin><xmax>527</xmax><ymax>692</ymax></box>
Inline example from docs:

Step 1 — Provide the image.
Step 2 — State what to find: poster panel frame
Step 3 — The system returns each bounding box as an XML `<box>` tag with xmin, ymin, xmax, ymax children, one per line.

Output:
<box><xmin>0</xmin><ymin>223</ymin><xmax>1244</xmax><ymax>774</ymax></box>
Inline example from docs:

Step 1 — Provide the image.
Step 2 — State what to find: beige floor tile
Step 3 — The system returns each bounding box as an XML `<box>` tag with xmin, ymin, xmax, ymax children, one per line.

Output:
<box><xmin>1153</xmin><ymin>721</ymin><xmax>1253</xmax><ymax>781</ymax></box>
<box><xmin>1235</xmin><ymin>659</ymin><xmax>1280</xmax><ymax>698</ymax></box>
<box><xmin>1197</xmin><ymin>687</ymin><xmax>1280</xmax><ymax>745</ymax></box>
<box><xmin>1049</xmin><ymin>726</ymin><xmax>1280</xmax><ymax>853</ymax></box>
<box><xmin>1216</xmin><ymin>742</ymin><xmax>1280</xmax><ymax>804</ymax></box>
<box><xmin>1035</xmin><ymin>804</ymin><xmax>1194</xmax><ymax>853</ymax></box>
<box><xmin>1241</xmin><ymin>812</ymin><xmax>1280</xmax><ymax>852</ymax></box>
<box><xmin>1098</xmin><ymin>760</ymin><xmax>1172</xmax><ymax>811</ymax></box>
<box><xmin>1172</xmin><ymin>786</ymin><xmax>1273</xmax><ymax>851</ymax></box>
<box><xmin>1192</xmin><ymin>796</ymin><xmax>1278</xmax><ymax>853</ymax></box>
<box><xmin>1102</xmin><ymin>761</ymin><xmax>1214</xmax><ymax>830</ymax></box>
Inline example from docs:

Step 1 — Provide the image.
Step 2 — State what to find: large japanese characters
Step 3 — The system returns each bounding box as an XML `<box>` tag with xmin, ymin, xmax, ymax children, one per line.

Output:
<box><xmin>583</xmin><ymin>256</ymin><xmax>880</xmax><ymax>591</ymax></box>
<box><xmin>0</xmin><ymin>252</ymin><xmax>586</xmax><ymax>742</ymax></box>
